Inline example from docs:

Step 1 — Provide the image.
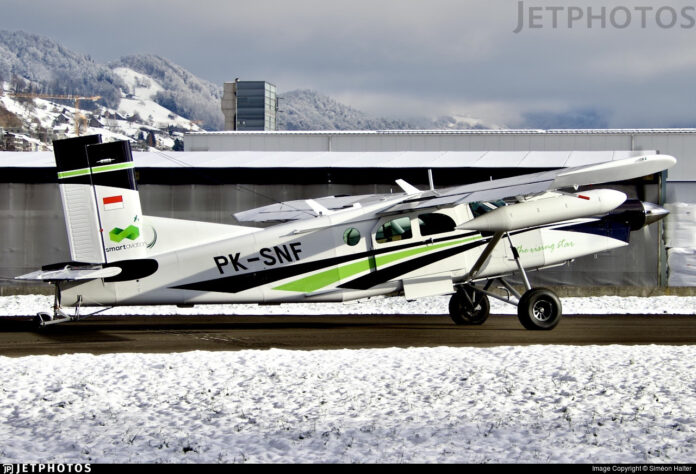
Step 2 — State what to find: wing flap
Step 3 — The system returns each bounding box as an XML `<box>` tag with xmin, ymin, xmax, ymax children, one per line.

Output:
<box><xmin>235</xmin><ymin>194</ymin><xmax>383</xmax><ymax>223</ymax></box>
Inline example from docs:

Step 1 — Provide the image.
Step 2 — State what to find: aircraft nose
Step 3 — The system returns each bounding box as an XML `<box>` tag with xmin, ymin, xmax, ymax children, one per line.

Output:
<box><xmin>608</xmin><ymin>199</ymin><xmax>670</xmax><ymax>230</ymax></box>
<box><xmin>642</xmin><ymin>201</ymin><xmax>670</xmax><ymax>226</ymax></box>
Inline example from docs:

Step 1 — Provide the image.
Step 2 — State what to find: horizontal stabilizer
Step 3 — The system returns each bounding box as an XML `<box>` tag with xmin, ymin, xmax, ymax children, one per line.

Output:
<box><xmin>15</xmin><ymin>265</ymin><xmax>122</xmax><ymax>282</ymax></box>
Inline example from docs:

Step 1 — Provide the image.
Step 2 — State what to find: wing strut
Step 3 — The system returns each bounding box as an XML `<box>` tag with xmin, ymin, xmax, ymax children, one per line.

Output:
<box><xmin>466</xmin><ymin>231</ymin><xmax>533</xmax><ymax>293</ymax></box>
<box><xmin>466</xmin><ymin>231</ymin><xmax>504</xmax><ymax>281</ymax></box>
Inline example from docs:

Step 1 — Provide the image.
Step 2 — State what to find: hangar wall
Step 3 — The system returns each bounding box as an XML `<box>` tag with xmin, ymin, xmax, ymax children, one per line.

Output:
<box><xmin>3</xmin><ymin>128</ymin><xmax>695</xmax><ymax>292</ymax></box>
<box><xmin>185</xmin><ymin>129</ymin><xmax>696</xmax><ymax>201</ymax></box>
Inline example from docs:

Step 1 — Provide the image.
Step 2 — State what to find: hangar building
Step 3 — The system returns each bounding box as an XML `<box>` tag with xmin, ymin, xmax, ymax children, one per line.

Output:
<box><xmin>2</xmin><ymin>129</ymin><xmax>695</xmax><ymax>293</ymax></box>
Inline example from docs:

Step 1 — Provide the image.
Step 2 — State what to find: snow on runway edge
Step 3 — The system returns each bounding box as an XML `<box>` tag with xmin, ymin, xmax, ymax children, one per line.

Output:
<box><xmin>1</xmin><ymin>294</ymin><xmax>696</xmax><ymax>317</ymax></box>
<box><xmin>1</xmin><ymin>346</ymin><xmax>695</xmax><ymax>464</ymax></box>
<box><xmin>0</xmin><ymin>294</ymin><xmax>695</xmax><ymax>464</ymax></box>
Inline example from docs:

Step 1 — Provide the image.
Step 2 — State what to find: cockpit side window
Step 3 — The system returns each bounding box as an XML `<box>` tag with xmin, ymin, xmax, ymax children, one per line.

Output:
<box><xmin>418</xmin><ymin>213</ymin><xmax>456</xmax><ymax>236</ymax></box>
<box><xmin>469</xmin><ymin>200</ymin><xmax>506</xmax><ymax>218</ymax></box>
<box><xmin>376</xmin><ymin>216</ymin><xmax>413</xmax><ymax>244</ymax></box>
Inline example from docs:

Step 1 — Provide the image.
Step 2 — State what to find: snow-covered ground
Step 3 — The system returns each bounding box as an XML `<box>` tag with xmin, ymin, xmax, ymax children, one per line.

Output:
<box><xmin>1</xmin><ymin>294</ymin><xmax>695</xmax><ymax>464</ymax></box>
<box><xmin>2</xmin><ymin>294</ymin><xmax>696</xmax><ymax>317</ymax></box>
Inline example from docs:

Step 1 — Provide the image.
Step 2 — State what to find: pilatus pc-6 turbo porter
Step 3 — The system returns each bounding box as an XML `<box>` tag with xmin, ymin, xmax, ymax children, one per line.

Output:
<box><xmin>18</xmin><ymin>135</ymin><xmax>675</xmax><ymax>329</ymax></box>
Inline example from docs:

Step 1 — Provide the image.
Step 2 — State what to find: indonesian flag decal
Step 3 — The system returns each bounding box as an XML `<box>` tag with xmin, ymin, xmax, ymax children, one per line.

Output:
<box><xmin>103</xmin><ymin>195</ymin><xmax>124</xmax><ymax>211</ymax></box>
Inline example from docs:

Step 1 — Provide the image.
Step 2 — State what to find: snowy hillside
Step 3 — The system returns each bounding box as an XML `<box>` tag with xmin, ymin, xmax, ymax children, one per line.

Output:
<box><xmin>0</xmin><ymin>30</ymin><xmax>124</xmax><ymax>109</ymax></box>
<box><xmin>0</xmin><ymin>74</ymin><xmax>202</xmax><ymax>151</ymax></box>
<box><xmin>278</xmin><ymin>89</ymin><xmax>417</xmax><ymax>130</ymax></box>
<box><xmin>0</xmin><ymin>29</ymin><xmax>502</xmax><ymax>151</ymax></box>
<box><xmin>110</xmin><ymin>55</ymin><xmax>224</xmax><ymax>131</ymax></box>
<box><xmin>278</xmin><ymin>89</ymin><xmax>502</xmax><ymax>131</ymax></box>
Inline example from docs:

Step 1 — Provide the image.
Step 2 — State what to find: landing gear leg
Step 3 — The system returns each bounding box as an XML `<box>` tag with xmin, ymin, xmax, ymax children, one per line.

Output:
<box><xmin>33</xmin><ymin>284</ymin><xmax>83</xmax><ymax>329</ymax></box>
<box><xmin>506</xmin><ymin>233</ymin><xmax>562</xmax><ymax>330</ymax></box>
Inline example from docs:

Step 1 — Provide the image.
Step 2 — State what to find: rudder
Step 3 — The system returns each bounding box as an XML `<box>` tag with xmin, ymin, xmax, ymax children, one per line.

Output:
<box><xmin>54</xmin><ymin>135</ymin><xmax>147</xmax><ymax>264</ymax></box>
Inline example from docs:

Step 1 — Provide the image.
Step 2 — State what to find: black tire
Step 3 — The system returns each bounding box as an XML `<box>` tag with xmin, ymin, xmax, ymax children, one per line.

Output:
<box><xmin>448</xmin><ymin>288</ymin><xmax>490</xmax><ymax>325</ymax></box>
<box><xmin>517</xmin><ymin>288</ymin><xmax>562</xmax><ymax>330</ymax></box>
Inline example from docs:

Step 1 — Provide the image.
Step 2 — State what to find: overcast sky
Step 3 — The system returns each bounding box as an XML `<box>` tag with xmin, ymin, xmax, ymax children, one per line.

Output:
<box><xmin>1</xmin><ymin>0</ymin><xmax>695</xmax><ymax>128</ymax></box>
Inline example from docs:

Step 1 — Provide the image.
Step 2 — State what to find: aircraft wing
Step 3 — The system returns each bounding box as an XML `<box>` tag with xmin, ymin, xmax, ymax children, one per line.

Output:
<box><xmin>234</xmin><ymin>154</ymin><xmax>676</xmax><ymax>223</ymax></box>
<box><xmin>379</xmin><ymin>154</ymin><xmax>676</xmax><ymax>215</ymax></box>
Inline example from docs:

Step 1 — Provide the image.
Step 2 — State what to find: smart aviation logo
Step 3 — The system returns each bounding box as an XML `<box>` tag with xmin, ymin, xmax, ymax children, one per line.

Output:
<box><xmin>109</xmin><ymin>225</ymin><xmax>140</xmax><ymax>243</ymax></box>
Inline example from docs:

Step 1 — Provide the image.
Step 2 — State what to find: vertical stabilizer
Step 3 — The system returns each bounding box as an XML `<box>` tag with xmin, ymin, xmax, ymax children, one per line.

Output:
<box><xmin>54</xmin><ymin>135</ymin><xmax>147</xmax><ymax>264</ymax></box>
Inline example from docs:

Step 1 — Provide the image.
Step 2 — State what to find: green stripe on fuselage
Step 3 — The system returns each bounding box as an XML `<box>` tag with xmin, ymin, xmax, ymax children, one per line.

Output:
<box><xmin>273</xmin><ymin>235</ymin><xmax>481</xmax><ymax>293</ymax></box>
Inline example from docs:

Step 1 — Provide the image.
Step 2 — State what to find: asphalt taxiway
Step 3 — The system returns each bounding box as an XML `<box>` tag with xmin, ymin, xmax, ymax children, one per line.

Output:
<box><xmin>1</xmin><ymin>313</ymin><xmax>695</xmax><ymax>357</ymax></box>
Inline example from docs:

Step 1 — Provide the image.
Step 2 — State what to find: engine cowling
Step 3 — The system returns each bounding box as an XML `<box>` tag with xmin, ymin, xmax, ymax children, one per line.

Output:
<box><xmin>607</xmin><ymin>199</ymin><xmax>670</xmax><ymax>231</ymax></box>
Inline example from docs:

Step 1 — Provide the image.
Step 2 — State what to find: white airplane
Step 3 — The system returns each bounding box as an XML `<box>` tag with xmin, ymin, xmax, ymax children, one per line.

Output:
<box><xmin>17</xmin><ymin>135</ymin><xmax>675</xmax><ymax>330</ymax></box>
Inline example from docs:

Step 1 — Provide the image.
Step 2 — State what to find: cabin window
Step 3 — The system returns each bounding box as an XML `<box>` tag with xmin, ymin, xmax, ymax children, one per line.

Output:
<box><xmin>376</xmin><ymin>216</ymin><xmax>413</xmax><ymax>244</ymax></box>
<box><xmin>343</xmin><ymin>227</ymin><xmax>361</xmax><ymax>246</ymax></box>
<box><xmin>469</xmin><ymin>200</ymin><xmax>506</xmax><ymax>218</ymax></box>
<box><xmin>418</xmin><ymin>213</ymin><xmax>456</xmax><ymax>236</ymax></box>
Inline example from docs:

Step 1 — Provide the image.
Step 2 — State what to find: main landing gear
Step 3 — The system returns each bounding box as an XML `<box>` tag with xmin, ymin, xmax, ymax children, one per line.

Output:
<box><xmin>448</xmin><ymin>233</ymin><xmax>562</xmax><ymax>330</ymax></box>
<box><xmin>448</xmin><ymin>281</ymin><xmax>562</xmax><ymax>330</ymax></box>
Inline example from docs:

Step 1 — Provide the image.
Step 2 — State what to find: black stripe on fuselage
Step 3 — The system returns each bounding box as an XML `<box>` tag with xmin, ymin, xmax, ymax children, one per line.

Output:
<box><xmin>558</xmin><ymin>218</ymin><xmax>632</xmax><ymax>243</ymax></box>
<box><xmin>170</xmin><ymin>232</ymin><xmax>479</xmax><ymax>294</ymax></box>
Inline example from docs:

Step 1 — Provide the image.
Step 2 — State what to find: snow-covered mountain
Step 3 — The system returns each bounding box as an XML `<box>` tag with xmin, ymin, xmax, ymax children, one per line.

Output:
<box><xmin>278</xmin><ymin>89</ymin><xmax>501</xmax><ymax>131</ymax></box>
<box><xmin>0</xmin><ymin>69</ymin><xmax>202</xmax><ymax>151</ymax></box>
<box><xmin>110</xmin><ymin>55</ymin><xmax>224</xmax><ymax>131</ymax></box>
<box><xmin>0</xmin><ymin>32</ymin><xmax>209</xmax><ymax>150</ymax></box>
<box><xmin>278</xmin><ymin>89</ymin><xmax>416</xmax><ymax>131</ymax></box>
<box><xmin>0</xmin><ymin>30</ymin><xmax>500</xmax><ymax>151</ymax></box>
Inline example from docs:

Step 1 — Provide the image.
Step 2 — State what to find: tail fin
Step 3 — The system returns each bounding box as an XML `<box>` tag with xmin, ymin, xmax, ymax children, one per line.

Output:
<box><xmin>54</xmin><ymin>135</ymin><xmax>147</xmax><ymax>264</ymax></box>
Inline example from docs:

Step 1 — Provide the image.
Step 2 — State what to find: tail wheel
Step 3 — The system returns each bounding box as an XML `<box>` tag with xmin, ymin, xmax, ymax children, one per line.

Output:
<box><xmin>448</xmin><ymin>288</ymin><xmax>490</xmax><ymax>325</ymax></box>
<box><xmin>517</xmin><ymin>288</ymin><xmax>562</xmax><ymax>330</ymax></box>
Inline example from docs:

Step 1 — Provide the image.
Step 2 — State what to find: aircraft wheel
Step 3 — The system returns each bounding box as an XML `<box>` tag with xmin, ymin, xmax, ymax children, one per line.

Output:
<box><xmin>448</xmin><ymin>288</ymin><xmax>490</xmax><ymax>325</ymax></box>
<box><xmin>517</xmin><ymin>288</ymin><xmax>562</xmax><ymax>330</ymax></box>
